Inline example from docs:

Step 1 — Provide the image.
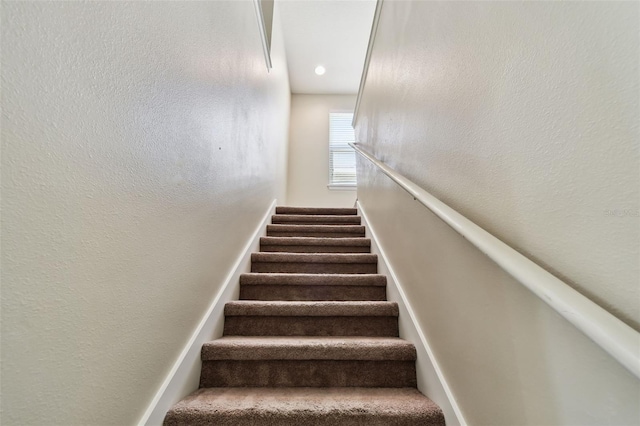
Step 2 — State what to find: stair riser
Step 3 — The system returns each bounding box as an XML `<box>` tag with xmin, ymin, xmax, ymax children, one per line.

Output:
<box><xmin>200</xmin><ymin>360</ymin><xmax>416</xmax><ymax>388</ymax></box>
<box><xmin>276</xmin><ymin>207</ymin><xmax>357</xmax><ymax>215</ymax></box>
<box><xmin>267</xmin><ymin>231</ymin><xmax>365</xmax><ymax>238</ymax></box>
<box><xmin>240</xmin><ymin>273</ymin><xmax>387</xmax><ymax>286</ymax></box>
<box><xmin>223</xmin><ymin>317</ymin><xmax>398</xmax><ymax>336</ymax></box>
<box><xmin>261</xmin><ymin>244</ymin><xmax>370</xmax><ymax>253</ymax></box>
<box><xmin>239</xmin><ymin>285</ymin><xmax>386</xmax><ymax>301</ymax></box>
<box><xmin>165</xmin><ymin>411</ymin><xmax>443</xmax><ymax>426</ymax></box>
<box><xmin>251</xmin><ymin>263</ymin><xmax>377</xmax><ymax>274</ymax></box>
<box><xmin>272</xmin><ymin>217</ymin><xmax>362</xmax><ymax>225</ymax></box>
<box><xmin>272</xmin><ymin>220</ymin><xmax>361</xmax><ymax>226</ymax></box>
<box><xmin>167</xmin><ymin>202</ymin><xmax>446</xmax><ymax>425</ymax></box>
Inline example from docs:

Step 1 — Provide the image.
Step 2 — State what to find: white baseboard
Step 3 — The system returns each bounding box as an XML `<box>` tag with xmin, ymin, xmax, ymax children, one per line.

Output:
<box><xmin>138</xmin><ymin>199</ymin><xmax>277</xmax><ymax>426</ymax></box>
<box><xmin>357</xmin><ymin>201</ymin><xmax>467</xmax><ymax>426</ymax></box>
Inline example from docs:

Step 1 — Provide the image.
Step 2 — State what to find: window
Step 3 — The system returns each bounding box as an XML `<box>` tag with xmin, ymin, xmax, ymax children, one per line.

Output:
<box><xmin>328</xmin><ymin>112</ymin><xmax>357</xmax><ymax>189</ymax></box>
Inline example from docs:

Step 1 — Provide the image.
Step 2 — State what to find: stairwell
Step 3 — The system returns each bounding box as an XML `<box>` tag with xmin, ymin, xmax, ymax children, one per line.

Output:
<box><xmin>164</xmin><ymin>206</ymin><xmax>445</xmax><ymax>425</ymax></box>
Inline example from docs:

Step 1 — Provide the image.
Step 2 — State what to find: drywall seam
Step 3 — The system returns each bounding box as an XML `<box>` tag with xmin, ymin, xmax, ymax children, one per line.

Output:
<box><xmin>138</xmin><ymin>199</ymin><xmax>277</xmax><ymax>426</ymax></box>
<box><xmin>358</xmin><ymin>200</ymin><xmax>467</xmax><ymax>426</ymax></box>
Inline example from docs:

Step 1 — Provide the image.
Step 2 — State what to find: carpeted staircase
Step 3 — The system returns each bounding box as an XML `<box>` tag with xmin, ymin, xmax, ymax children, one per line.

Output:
<box><xmin>164</xmin><ymin>206</ymin><xmax>445</xmax><ymax>425</ymax></box>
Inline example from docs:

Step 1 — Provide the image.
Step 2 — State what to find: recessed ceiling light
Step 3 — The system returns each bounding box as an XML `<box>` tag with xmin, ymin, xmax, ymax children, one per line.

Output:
<box><xmin>314</xmin><ymin>65</ymin><xmax>326</xmax><ymax>76</ymax></box>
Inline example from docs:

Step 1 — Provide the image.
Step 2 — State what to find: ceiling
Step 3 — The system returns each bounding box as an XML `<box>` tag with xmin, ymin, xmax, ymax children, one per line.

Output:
<box><xmin>277</xmin><ymin>0</ymin><xmax>377</xmax><ymax>95</ymax></box>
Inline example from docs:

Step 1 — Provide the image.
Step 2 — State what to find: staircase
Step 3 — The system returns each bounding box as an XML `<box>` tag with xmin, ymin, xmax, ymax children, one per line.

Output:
<box><xmin>164</xmin><ymin>206</ymin><xmax>445</xmax><ymax>425</ymax></box>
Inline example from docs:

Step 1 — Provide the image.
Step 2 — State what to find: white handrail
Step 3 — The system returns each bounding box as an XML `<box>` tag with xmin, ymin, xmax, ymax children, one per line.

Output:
<box><xmin>350</xmin><ymin>142</ymin><xmax>640</xmax><ymax>380</ymax></box>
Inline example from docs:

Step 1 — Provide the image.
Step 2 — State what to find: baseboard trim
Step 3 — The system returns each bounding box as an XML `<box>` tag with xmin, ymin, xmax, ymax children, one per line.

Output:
<box><xmin>137</xmin><ymin>199</ymin><xmax>277</xmax><ymax>426</ymax></box>
<box><xmin>357</xmin><ymin>201</ymin><xmax>467</xmax><ymax>426</ymax></box>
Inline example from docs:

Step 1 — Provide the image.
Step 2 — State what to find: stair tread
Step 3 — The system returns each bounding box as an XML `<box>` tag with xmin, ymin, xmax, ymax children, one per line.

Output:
<box><xmin>252</xmin><ymin>253</ymin><xmax>377</xmax><ymax>263</ymax></box>
<box><xmin>164</xmin><ymin>206</ymin><xmax>446</xmax><ymax>424</ymax></box>
<box><xmin>260</xmin><ymin>236</ymin><xmax>370</xmax><ymax>246</ymax></box>
<box><xmin>267</xmin><ymin>224</ymin><xmax>365</xmax><ymax>233</ymax></box>
<box><xmin>201</xmin><ymin>336</ymin><xmax>416</xmax><ymax>360</ymax></box>
<box><xmin>165</xmin><ymin>387</ymin><xmax>444</xmax><ymax>425</ymax></box>
<box><xmin>225</xmin><ymin>301</ymin><xmax>398</xmax><ymax>316</ymax></box>
<box><xmin>276</xmin><ymin>207</ymin><xmax>358</xmax><ymax>215</ymax></box>
<box><xmin>240</xmin><ymin>273</ymin><xmax>386</xmax><ymax>286</ymax></box>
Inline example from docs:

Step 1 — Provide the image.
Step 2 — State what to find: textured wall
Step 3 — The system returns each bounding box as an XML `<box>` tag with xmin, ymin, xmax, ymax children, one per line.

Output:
<box><xmin>1</xmin><ymin>2</ymin><xmax>290</xmax><ymax>425</ymax></box>
<box><xmin>357</xmin><ymin>163</ymin><xmax>640</xmax><ymax>425</ymax></box>
<box><xmin>287</xmin><ymin>94</ymin><xmax>357</xmax><ymax>207</ymax></box>
<box><xmin>356</xmin><ymin>1</ymin><xmax>639</xmax><ymax>329</ymax></box>
<box><xmin>355</xmin><ymin>1</ymin><xmax>639</xmax><ymax>424</ymax></box>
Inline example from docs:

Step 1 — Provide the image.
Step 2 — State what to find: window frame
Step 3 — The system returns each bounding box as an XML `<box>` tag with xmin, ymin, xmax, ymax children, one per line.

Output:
<box><xmin>327</xmin><ymin>110</ymin><xmax>357</xmax><ymax>190</ymax></box>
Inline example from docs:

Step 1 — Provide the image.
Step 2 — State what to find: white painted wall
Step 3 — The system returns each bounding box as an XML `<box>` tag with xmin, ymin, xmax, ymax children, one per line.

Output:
<box><xmin>355</xmin><ymin>1</ymin><xmax>640</xmax><ymax>424</ymax></box>
<box><xmin>356</xmin><ymin>167</ymin><xmax>639</xmax><ymax>425</ymax></box>
<box><xmin>356</xmin><ymin>1</ymin><xmax>639</xmax><ymax>330</ymax></box>
<box><xmin>358</xmin><ymin>204</ymin><xmax>463</xmax><ymax>426</ymax></box>
<box><xmin>0</xmin><ymin>2</ymin><xmax>290</xmax><ymax>425</ymax></box>
<box><xmin>287</xmin><ymin>94</ymin><xmax>358</xmax><ymax>207</ymax></box>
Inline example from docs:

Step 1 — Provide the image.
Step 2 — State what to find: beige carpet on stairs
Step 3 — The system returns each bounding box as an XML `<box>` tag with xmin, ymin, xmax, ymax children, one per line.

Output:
<box><xmin>164</xmin><ymin>206</ymin><xmax>446</xmax><ymax>425</ymax></box>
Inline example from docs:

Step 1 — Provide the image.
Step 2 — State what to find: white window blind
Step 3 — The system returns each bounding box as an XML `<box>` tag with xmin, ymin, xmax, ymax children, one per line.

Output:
<box><xmin>329</xmin><ymin>112</ymin><xmax>357</xmax><ymax>188</ymax></box>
